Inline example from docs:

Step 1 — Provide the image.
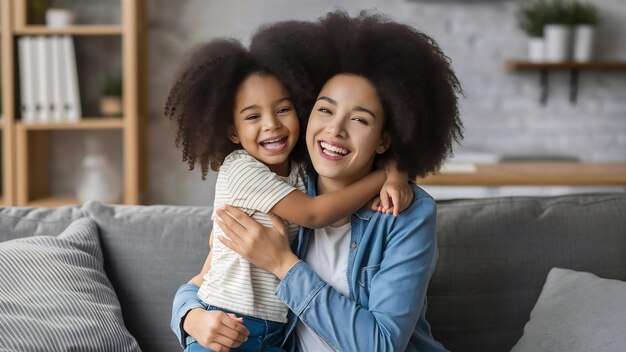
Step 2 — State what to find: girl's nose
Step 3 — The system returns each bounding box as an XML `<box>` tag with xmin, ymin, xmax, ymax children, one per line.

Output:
<box><xmin>263</xmin><ymin>114</ymin><xmax>282</xmax><ymax>131</ymax></box>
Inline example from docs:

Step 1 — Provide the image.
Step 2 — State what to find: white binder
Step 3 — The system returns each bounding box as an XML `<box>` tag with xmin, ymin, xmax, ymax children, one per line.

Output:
<box><xmin>50</xmin><ymin>36</ymin><xmax>66</xmax><ymax>123</ymax></box>
<box><xmin>62</xmin><ymin>36</ymin><xmax>81</xmax><ymax>122</ymax></box>
<box><xmin>18</xmin><ymin>36</ymin><xmax>34</xmax><ymax>123</ymax></box>
<box><xmin>35</xmin><ymin>36</ymin><xmax>50</xmax><ymax>123</ymax></box>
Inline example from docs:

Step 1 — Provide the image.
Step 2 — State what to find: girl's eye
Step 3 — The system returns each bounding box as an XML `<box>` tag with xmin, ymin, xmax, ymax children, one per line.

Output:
<box><xmin>352</xmin><ymin>117</ymin><xmax>369</xmax><ymax>126</ymax></box>
<box><xmin>244</xmin><ymin>114</ymin><xmax>260</xmax><ymax>120</ymax></box>
<box><xmin>277</xmin><ymin>107</ymin><xmax>291</xmax><ymax>114</ymax></box>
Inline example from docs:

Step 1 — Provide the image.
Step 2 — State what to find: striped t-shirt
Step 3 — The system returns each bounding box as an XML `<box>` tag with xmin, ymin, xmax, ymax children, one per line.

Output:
<box><xmin>198</xmin><ymin>149</ymin><xmax>306</xmax><ymax>323</ymax></box>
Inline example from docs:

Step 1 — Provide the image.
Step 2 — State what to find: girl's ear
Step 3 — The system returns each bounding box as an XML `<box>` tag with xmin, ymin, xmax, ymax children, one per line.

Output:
<box><xmin>376</xmin><ymin>132</ymin><xmax>391</xmax><ymax>154</ymax></box>
<box><xmin>228</xmin><ymin>128</ymin><xmax>240</xmax><ymax>144</ymax></box>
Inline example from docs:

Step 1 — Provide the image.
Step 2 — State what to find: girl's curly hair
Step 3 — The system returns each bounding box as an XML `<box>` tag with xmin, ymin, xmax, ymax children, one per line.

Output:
<box><xmin>164</xmin><ymin>39</ymin><xmax>307</xmax><ymax>179</ymax></box>
<box><xmin>250</xmin><ymin>11</ymin><xmax>464</xmax><ymax>179</ymax></box>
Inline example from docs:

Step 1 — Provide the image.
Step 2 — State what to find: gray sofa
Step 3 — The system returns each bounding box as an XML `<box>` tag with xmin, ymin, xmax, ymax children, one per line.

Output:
<box><xmin>1</xmin><ymin>193</ymin><xmax>625</xmax><ymax>352</ymax></box>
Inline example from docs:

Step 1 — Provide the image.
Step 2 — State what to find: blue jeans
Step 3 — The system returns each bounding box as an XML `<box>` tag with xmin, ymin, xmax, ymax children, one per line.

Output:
<box><xmin>185</xmin><ymin>305</ymin><xmax>285</xmax><ymax>352</ymax></box>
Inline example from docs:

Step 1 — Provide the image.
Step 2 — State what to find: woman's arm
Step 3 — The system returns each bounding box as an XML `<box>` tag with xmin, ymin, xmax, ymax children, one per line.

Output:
<box><xmin>271</xmin><ymin>170</ymin><xmax>386</xmax><ymax>228</ymax></box>
<box><xmin>216</xmin><ymin>197</ymin><xmax>438</xmax><ymax>351</ymax></box>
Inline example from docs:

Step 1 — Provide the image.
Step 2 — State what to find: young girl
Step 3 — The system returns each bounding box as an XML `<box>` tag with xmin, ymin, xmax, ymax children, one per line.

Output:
<box><xmin>165</xmin><ymin>38</ymin><xmax>410</xmax><ymax>351</ymax></box>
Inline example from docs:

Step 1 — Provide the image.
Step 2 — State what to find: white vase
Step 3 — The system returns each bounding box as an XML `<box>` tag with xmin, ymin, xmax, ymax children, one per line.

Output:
<box><xmin>544</xmin><ymin>25</ymin><xmax>572</xmax><ymax>62</ymax></box>
<box><xmin>76</xmin><ymin>138</ymin><xmax>122</xmax><ymax>204</ymax></box>
<box><xmin>573</xmin><ymin>25</ymin><xmax>595</xmax><ymax>62</ymax></box>
<box><xmin>528</xmin><ymin>37</ymin><xmax>545</xmax><ymax>62</ymax></box>
<box><xmin>45</xmin><ymin>8</ymin><xmax>76</xmax><ymax>28</ymax></box>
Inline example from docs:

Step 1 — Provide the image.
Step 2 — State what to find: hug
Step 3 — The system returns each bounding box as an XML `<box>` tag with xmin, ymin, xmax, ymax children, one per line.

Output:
<box><xmin>166</xmin><ymin>10</ymin><xmax>462</xmax><ymax>352</ymax></box>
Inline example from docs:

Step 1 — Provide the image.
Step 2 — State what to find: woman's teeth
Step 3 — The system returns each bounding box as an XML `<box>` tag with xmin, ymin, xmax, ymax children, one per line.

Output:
<box><xmin>320</xmin><ymin>141</ymin><xmax>348</xmax><ymax>156</ymax></box>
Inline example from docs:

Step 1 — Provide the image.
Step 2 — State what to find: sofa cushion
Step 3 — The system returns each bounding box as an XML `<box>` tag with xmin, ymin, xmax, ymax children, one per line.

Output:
<box><xmin>82</xmin><ymin>201</ymin><xmax>213</xmax><ymax>352</ymax></box>
<box><xmin>0</xmin><ymin>218</ymin><xmax>140</xmax><ymax>351</ymax></box>
<box><xmin>0</xmin><ymin>204</ymin><xmax>84</xmax><ymax>242</ymax></box>
<box><xmin>428</xmin><ymin>193</ymin><xmax>626</xmax><ymax>352</ymax></box>
<box><xmin>511</xmin><ymin>268</ymin><xmax>626</xmax><ymax>352</ymax></box>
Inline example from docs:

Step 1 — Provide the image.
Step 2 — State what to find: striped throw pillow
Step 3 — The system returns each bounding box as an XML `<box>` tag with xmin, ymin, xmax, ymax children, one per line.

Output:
<box><xmin>0</xmin><ymin>218</ymin><xmax>140</xmax><ymax>351</ymax></box>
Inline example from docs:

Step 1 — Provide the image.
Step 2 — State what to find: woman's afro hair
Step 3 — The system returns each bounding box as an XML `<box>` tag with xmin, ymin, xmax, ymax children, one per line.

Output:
<box><xmin>250</xmin><ymin>10</ymin><xmax>464</xmax><ymax>179</ymax></box>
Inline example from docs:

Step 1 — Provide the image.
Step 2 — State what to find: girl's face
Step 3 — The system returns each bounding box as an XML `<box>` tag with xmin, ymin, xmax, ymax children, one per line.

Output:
<box><xmin>230</xmin><ymin>73</ymin><xmax>300</xmax><ymax>176</ymax></box>
<box><xmin>306</xmin><ymin>74</ymin><xmax>390</xmax><ymax>186</ymax></box>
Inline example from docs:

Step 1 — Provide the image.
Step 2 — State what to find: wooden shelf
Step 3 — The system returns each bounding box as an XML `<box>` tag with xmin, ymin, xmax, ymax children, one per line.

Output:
<box><xmin>417</xmin><ymin>162</ymin><xmax>626</xmax><ymax>186</ymax></box>
<box><xmin>26</xmin><ymin>196</ymin><xmax>80</xmax><ymax>208</ymax></box>
<box><xmin>16</xmin><ymin>118</ymin><xmax>124</xmax><ymax>130</ymax></box>
<box><xmin>506</xmin><ymin>60</ymin><xmax>626</xmax><ymax>72</ymax></box>
<box><xmin>505</xmin><ymin>60</ymin><xmax>626</xmax><ymax>104</ymax></box>
<box><xmin>14</xmin><ymin>25</ymin><xmax>123</xmax><ymax>36</ymax></box>
<box><xmin>2</xmin><ymin>0</ymin><xmax>147</xmax><ymax>206</ymax></box>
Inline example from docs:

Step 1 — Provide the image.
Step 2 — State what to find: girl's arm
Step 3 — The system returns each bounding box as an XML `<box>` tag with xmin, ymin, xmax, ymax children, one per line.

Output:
<box><xmin>216</xmin><ymin>196</ymin><xmax>438</xmax><ymax>351</ymax></box>
<box><xmin>271</xmin><ymin>170</ymin><xmax>386</xmax><ymax>228</ymax></box>
<box><xmin>373</xmin><ymin>162</ymin><xmax>412</xmax><ymax>216</ymax></box>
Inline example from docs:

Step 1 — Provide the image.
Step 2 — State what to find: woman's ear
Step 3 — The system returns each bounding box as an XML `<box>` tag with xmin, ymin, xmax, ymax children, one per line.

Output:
<box><xmin>376</xmin><ymin>132</ymin><xmax>391</xmax><ymax>154</ymax></box>
<box><xmin>228</xmin><ymin>128</ymin><xmax>240</xmax><ymax>144</ymax></box>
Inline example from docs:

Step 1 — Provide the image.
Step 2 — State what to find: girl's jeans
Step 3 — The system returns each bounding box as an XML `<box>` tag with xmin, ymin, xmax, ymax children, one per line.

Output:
<box><xmin>185</xmin><ymin>304</ymin><xmax>285</xmax><ymax>352</ymax></box>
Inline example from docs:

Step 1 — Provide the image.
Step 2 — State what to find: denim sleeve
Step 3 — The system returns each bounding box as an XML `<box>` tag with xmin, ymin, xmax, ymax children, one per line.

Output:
<box><xmin>275</xmin><ymin>197</ymin><xmax>439</xmax><ymax>351</ymax></box>
<box><xmin>171</xmin><ymin>283</ymin><xmax>205</xmax><ymax>349</ymax></box>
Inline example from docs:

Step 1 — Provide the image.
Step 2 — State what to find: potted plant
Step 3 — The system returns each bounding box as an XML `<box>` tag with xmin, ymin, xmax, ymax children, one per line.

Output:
<box><xmin>28</xmin><ymin>0</ymin><xmax>50</xmax><ymax>25</ymax></box>
<box><xmin>543</xmin><ymin>0</ymin><xmax>573</xmax><ymax>62</ymax></box>
<box><xmin>99</xmin><ymin>75</ymin><xmax>123</xmax><ymax>117</ymax></box>
<box><xmin>517</xmin><ymin>0</ymin><xmax>548</xmax><ymax>62</ymax></box>
<box><xmin>570</xmin><ymin>1</ymin><xmax>599</xmax><ymax>62</ymax></box>
<box><xmin>45</xmin><ymin>0</ymin><xmax>76</xmax><ymax>28</ymax></box>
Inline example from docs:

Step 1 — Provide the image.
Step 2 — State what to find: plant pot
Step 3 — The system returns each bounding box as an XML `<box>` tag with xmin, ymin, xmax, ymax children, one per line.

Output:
<box><xmin>46</xmin><ymin>8</ymin><xmax>76</xmax><ymax>28</ymax></box>
<box><xmin>528</xmin><ymin>37</ymin><xmax>545</xmax><ymax>62</ymax></box>
<box><xmin>573</xmin><ymin>25</ymin><xmax>595</xmax><ymax>62</ymax></box>
<box><xmin>100</xmin><ymin>96</ymin><xmax>123</xmax><ymax>116</ymax></box>
<box><xmin>544</xmin><ymin>25</ymin><xmax>572</xmax><ymax>62</ymax></box>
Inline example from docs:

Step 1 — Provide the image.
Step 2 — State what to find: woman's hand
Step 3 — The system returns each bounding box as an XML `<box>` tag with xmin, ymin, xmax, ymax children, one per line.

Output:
<box><xmin>183</xmin><ymin>308</ymin><xmax>249</xmax><ymax>352</ymax></box>
<box><xmin>215</xmin><ymin>205</ymin><xmax>299</xmax><ymax>279</ymax></box>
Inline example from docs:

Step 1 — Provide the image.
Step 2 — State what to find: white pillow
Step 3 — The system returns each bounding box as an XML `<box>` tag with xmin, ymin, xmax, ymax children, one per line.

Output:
<box><xmin>511</xmin><ymin>267</ymin><xmax>626</xmax><ymax>352</ymax></box>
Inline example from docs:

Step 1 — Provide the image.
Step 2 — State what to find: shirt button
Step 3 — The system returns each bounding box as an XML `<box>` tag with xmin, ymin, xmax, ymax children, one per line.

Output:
<box><xmin>350</xmin><ymin>242</ymin><xmax>357</xmax><ymax>249</ymax></box>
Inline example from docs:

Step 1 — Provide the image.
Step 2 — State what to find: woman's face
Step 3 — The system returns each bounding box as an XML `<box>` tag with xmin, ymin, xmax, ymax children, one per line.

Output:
<box><xmin>306</xmin><ymin>74</ymin><xmax>390</xmax><ymax>186</ymax></box>
<box><xmin>230</xmin><ymin>73</ymin><xmax>300</xmax><ymax>177</ymax></box>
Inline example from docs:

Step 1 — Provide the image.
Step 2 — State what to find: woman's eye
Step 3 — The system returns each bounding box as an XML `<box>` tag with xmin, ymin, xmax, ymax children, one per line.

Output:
<box><xmin>352</xmin><ymin>117</ymin><xmax>369</xmax><ymax>125</ymax></box>
<box><xmin>318</xmin><ymin>107</ymin><xmax>331</xmax><ymax>114</ymax></box>
<box><xmin>277</xmin><ymin>107</ymin><xmax>291</xmax><ymax>114</ymax></box>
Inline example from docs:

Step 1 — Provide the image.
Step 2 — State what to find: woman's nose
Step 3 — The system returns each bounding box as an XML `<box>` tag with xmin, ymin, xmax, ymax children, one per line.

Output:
<box><xmin>325</xmin><ymin>116</ymin><xmax>346</xmax><ymax>137</ymax></box>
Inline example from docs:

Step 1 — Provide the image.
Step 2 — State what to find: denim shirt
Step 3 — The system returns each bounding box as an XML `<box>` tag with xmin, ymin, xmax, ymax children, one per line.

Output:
<box><xmin>276</xmin><ymin>175</ymin><xmax>448</xmax><ymax>352</ymax></box>
<box><xmin>171</xmin><ymin>175</ymin><xmax>448</xmax><ymax>351</ymax></box>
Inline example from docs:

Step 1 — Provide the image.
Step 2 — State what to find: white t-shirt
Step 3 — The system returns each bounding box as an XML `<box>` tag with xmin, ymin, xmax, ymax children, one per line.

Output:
<box><xmin>296</xmin><ymin>222</ymin><xmax>352</xmax><ymax>352</ymax></box>
<box><xmin>198</xmin><ymin>150</ymin><xmax>306</xmax><ymax>323</ymax></box>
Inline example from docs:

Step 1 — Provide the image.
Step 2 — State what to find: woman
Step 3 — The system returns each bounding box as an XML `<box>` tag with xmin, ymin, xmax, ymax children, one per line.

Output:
<box><xmin>173</xmin><ymin>11</ymin><xmax>462</xmax><ymax>352</ymax></box>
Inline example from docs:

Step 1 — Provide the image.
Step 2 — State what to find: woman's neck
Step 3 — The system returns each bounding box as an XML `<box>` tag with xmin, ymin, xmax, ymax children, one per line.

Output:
<box><xmin>316</xmin><ymin>175</ymin><xmax>365</xmax><ymax>227</ymax></box>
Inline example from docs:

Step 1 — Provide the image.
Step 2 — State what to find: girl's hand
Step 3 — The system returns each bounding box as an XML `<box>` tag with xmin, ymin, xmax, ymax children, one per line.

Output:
<box><xmin>215</xmin><ymin>205</ymin><xmax>299</xmax><ymax>279</ymax></box>
<box><xmin>372</xmin><ymin>175</ymin><xmax>412</xmax><ymax>216</ymax></box>
<box><xmin>183</xmin><ymin>308</ymin><xmax>249</xmax><ymax>352</ymax></box>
